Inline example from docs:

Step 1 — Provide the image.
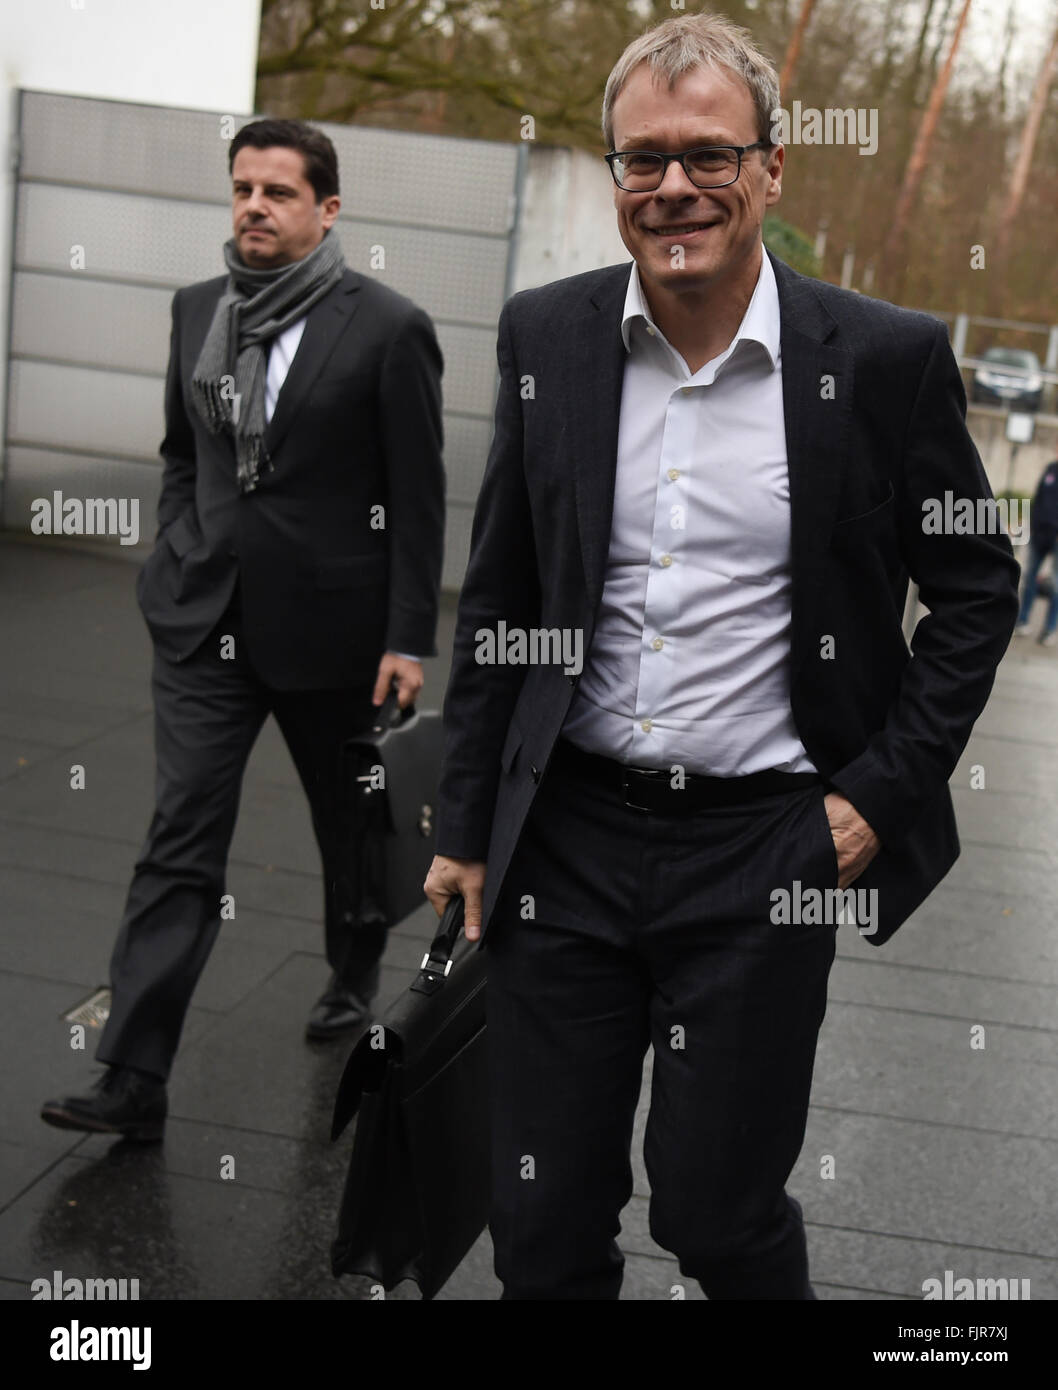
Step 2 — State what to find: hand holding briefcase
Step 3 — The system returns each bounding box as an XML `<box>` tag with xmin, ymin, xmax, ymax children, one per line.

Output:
<box><xmin>343</xmin><ymin>688</ymin><xmax>444</xmax><ymax>931</ymax></box>
<box><xmin>330</xmin><ymin>895</ymin><xmax>489</xmax><ymax>1298</ymax></box>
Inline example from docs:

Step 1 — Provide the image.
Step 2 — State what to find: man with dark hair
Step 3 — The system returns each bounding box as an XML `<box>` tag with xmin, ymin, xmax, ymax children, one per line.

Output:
<box><xmin>425</xmin><ymin>11</ymin><xmax>1018</xmax><ymax>1299</ymax></box>
<box><xmin>229</xmin><ymin>118</ymin><xmax>340</xmax><ymax>203</ymax></box>
<box><xmin>41</xmin><ymin>118</ymin><xmax>445</xmax><ymax>1140</ymax></box>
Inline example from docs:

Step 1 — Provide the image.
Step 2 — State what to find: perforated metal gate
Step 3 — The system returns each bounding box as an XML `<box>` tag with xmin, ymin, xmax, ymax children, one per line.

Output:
<box><xmin>3</xmin><ymin>89</ymin><xmax>524</xmax><ymax>589</ymax></box>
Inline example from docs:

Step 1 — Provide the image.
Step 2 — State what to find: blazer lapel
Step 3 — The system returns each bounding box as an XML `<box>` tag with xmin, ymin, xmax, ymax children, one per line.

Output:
<box><xmin>769</xmin><ymin>251</ymin><xmax>852</xmax><ymax>652</ymax></box>
<box><xmin>265</xmin><ymin>269</ymin><xmax>363</xmax><ymax>456</ymax></box>
<box><xmin>569</xmin><ymin>266</ymin><xmax>630</xmax><ymax>615</ymax></box>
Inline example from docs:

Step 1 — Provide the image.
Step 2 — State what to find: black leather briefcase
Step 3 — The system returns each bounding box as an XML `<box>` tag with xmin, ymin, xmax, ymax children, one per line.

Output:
<box><xmin>330</xmin><ymin>896</ymin><xmax>489</xmax><ymax>1298</ymax></box>
<box><xmin>343</xmin><ymin>691</ymin><xmax>443</xmax><ymax>931</ymax></box>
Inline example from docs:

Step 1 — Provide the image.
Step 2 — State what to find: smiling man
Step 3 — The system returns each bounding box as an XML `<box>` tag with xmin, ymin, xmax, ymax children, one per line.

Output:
<box><xmin>425</xmin><ymin>12</ymin><xmax>1018</xmax><ymax>1299</ymax></box>
<box><xmin>41</xmin><ymin>119</ymin><xmax>444</xmax><ymax>1139</ymax></box>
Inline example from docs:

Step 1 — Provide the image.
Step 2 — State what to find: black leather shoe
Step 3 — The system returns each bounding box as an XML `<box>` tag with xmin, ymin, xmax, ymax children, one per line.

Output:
<box><xmin>41</xmin><ymin>1066</ymin><xmax>167</xmax><ymax>1141</ymax></box>
<box><xmin>305</xmin><ymin>967</ymin><xmax>379</xmax><ymax>1041</ymax></box>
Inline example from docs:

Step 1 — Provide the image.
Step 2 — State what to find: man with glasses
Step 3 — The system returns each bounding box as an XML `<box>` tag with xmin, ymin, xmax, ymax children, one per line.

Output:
<box><xmin>426</xmin><ymin>13</ymin><xmax>1018</xmax><ymax>1299</ymax></box>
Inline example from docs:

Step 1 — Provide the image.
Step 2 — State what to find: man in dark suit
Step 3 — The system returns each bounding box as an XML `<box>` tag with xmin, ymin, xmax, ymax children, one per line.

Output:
<box><xmin>42</xmin><ymin>119</ymin><xmax>444</xmax><ymax>1140</ymax></box>
<box><xmin>425</xmin><ymin>13</ymin><xmax>1019</xmax><ymax>1299</ymax></box>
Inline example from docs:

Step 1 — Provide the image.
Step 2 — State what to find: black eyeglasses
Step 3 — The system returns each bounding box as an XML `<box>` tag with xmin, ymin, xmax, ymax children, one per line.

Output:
<box><xmin>605</xmin><ymin>143</ymin><xmax>770</xmax><ymax>191</ymax></box>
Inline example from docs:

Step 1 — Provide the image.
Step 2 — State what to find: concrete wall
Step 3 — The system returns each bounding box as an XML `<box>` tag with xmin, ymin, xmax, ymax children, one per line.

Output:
<box><xmin>511</xmin><ymin>145</ymin><xmax>628</xmax><ymax>294</ymax></box>
<box><xmin>970</xmin><ymin>409</ymin><xmax>1058</xmax><ymax>497</ymax></box>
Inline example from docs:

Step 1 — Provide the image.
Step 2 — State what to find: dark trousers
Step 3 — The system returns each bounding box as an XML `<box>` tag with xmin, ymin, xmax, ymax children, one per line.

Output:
<box><xmin>485</xmin><ymin>744</ymin><xmax>840</xmax><ymax>1300</ymax></box>
<box><xmin>97</xmin><ymin>585</ymin><xmax>380</xmax><ymax>1081</ymax></box>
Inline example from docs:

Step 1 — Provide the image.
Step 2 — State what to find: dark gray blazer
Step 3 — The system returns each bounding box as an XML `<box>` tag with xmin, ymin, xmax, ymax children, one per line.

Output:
<box><xmin>436</xmin><ymin>250</ymin><xmax>1020</xmax><ymax>946</ymax></box>
<box><xmin>137</xmin><ymin>267</ymin><xmax>445</xmax><ymax>690</ymax></box>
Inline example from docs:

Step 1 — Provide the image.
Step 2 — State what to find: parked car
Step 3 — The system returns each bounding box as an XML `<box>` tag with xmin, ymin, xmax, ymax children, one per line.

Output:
<box><xmin>972</xmin><ymin>347</ymin><xmax>1043</xmax><ymax>411</ymax></box>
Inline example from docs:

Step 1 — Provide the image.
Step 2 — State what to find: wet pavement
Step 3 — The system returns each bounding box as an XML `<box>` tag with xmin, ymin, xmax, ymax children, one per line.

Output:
<box><xmin>1</xmin><ymin>531</ymin><xmax>1056</xmax><ymax>1301</ymax></box>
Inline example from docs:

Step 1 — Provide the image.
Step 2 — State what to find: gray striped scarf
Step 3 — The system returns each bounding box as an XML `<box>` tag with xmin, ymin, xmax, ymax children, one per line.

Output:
<box><xmin>190</xmin><ymin>227</ymin><xmax>345</xmax><ymax>492</ymax></box>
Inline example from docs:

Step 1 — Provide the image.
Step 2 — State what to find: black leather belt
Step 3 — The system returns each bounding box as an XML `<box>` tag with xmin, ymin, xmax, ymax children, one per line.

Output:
<box><xmin>550</xmin><ymin>737</ymin><xmax>821</xmax><ymax>812</ymax></box>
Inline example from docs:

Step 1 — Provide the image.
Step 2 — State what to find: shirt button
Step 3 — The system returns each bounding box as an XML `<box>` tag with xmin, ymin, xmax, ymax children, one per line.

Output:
<box><xmin>681</xmin><ymin>386</ymin><xmax>693</xmax><ymax>396</ymax></box>
<box><xmin>667</xmin><ymin>469</ymin><xmax>680</xmax><ymax>481</ymax></box>
<box><xmin>646</xmin><ymin>325</ymin><xmax>656</xmax><ymax>336</ymax></box>
<box><xmin>641</xmin><ymin>718</ymin><xmax>653</xmax><ymax>733</ymax></box>
<box><xmin>651</xmin><ymin>637</ymin><xmax>664</xmax><ymax>651</ymax></box>
<box><xmin>660</xmin><ymin>554</ymin><xmax>672</xmax><ymax>567</ymax></box>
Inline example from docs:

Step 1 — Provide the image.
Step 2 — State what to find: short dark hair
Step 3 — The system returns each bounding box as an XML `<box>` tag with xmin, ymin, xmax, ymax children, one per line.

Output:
<box><xmin>228</xmin><ymin>119</ymin><xmax>339</xmax><ymax>201</ymax></box>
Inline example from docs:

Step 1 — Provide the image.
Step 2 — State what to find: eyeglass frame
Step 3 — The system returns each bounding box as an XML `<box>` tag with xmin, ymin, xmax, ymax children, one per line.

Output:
<box><xmin>604</xmin><ymin>142</ymin><xmax>772</xmax><ymax>192</ymax></box>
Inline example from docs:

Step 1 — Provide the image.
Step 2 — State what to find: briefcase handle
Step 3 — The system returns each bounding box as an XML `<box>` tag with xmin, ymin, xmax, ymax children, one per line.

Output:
<box><xmin>371</xmin><ymin>684</ymin><xmax>415</xmax><ymax>734</ymax></box>
<box><xmin>411</xmin><ymin>895</ymin><xmax>466</xmax><ymax>996</ymax></box>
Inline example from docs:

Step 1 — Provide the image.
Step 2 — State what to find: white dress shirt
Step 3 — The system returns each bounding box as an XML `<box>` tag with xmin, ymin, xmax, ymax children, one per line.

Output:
<box><xmin>264</xmin><ymin>317</ymin><xmax>422</xmax><ymax>665</ymax></box>
<box><xmin>264</xmin><ymin>318</ymin><xmax>307</xmax><ymax>424</ymax></box>
<box><xmin>561</xmin><ymin>247</ymin><xmax>816</xmax><ymax>776</ymax></box>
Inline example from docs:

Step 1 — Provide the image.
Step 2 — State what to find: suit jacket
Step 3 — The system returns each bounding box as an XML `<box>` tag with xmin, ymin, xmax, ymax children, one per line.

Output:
<box><xmin>435</xmin><ymin>250</ymin><xmax>1021</xmax><ymax>946</ymax></box>
<box><xmin>137</xmin><ymin>266</ymin><xmax>445</xmax><ymax>690</ymax></box>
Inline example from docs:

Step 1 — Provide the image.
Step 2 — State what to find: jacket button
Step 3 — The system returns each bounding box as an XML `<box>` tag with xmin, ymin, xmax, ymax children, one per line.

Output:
<box><xmin>530</xmin><ymin>765</ymin><xmax>541</xmax><ymax>783</ymax></box>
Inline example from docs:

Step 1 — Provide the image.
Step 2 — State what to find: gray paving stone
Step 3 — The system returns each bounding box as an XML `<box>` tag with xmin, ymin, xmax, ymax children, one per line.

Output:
<box><xmin>813</xmin><ymin>1284</ymin><xmax>904</xmax><ymax>1300</ymax></box>
<box><xmin>0</xmin><ymin>656</ymin><xmax>149</xmax><ymax>717</ymax></box>
<box><xmin>843</xmin><ymin>887</ymin><xmax>1058</xmax><ymax>987</ymax></box>
<box><xmin>954</xmin><ymin>735</ymin><xmax>1058</xmax><ymax>797</ymax></box>
<box><xmin>620</xmin><ymin>1252</ymin><xmax>707</xmax><ymax>1300</ymax></box>
<box><xmin>434</xmin><ymin>1228</ymin><xmax>501</xmax><ymax>1300</ymax></box>
<box><xmin>0</xmin><ymin>702</ymin><xmax>138</xmax><ymax>751</ymax></box>
<box><xmin>793</xmin><ymin>1108</ymin><xmax>1058</xmax><ymax>1267</ymax></box>
<box><xmin>0</xmin><ymin>869</ymin><xmax>129</xmax><ymax>985</ymax></box>
<box><xmin>933</xmin><ymin>841</ymin><xmax>1057</xmax><ymax>901</ymax></box>
<box><xmin>950</xmin><ymin>786</ymin><xmax>1058</xmax><ymax>854</ymax></box>
<box><xmin>0</xmin><ymin>1153</ymin><xmax>353</xmax><ymax>1298</ymax></box>
<box><xmin>973</xmin><ymin>690</ymin><xmax>1058</xmax><ymax>747</ymax></box>
<box><xmin>813</xmin><ymin>999</ymin><xmax>1058</xmax><ymax>1140</ymax></box>
<box><xmin>828</xmin><ymin>955</ymin><xmax>1057</xmax><ymax>1032</ymax></box>
<box><xmin>72</xmin><ymin>1117</ymin><xmax>350</xmax><ymax>1198</ymax></box>
<box><xmin>0</xmin><ymin>819</ymin><xmax>142</xmax><ymax>890</ymax></box>
<box><xmin>0</xmin><ymin>1136</ymin><xmax>84</xmax><ymax>1209</ymax></box>
<box><xmin>0</xmin><ymin>736</ymin><xmax>64</xmax><ymax>780</ymax></box>
<box><xmin>805</xmin><ymin>1220</ymin><xmax>1057</xmax><ymax>1301</ymax></box>
<box><xmin>168</xmin><ymin>954</ymin><xmax>393</xmax><ymax>1140</ymax></box>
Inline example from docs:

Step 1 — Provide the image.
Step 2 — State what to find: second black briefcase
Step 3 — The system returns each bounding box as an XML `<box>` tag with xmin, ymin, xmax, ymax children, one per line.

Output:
<box><xmin>343</xmin><ymin>689</ymin><xmax>443</xmax><ymax>931</ymax></box>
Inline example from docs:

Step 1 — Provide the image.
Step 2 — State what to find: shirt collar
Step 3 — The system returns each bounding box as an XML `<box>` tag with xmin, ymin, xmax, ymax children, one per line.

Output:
<box><xmin>620</xmin><ymin>245</ymin><xmax>780</xmax><ymax>370</ymax></box>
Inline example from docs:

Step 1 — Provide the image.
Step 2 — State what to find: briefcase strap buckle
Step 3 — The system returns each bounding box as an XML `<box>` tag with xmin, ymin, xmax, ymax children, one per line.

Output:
<box><xmin>420</xmin><ymin>952</ymin><xmax>453</xmax><ymax>977</ymax></box>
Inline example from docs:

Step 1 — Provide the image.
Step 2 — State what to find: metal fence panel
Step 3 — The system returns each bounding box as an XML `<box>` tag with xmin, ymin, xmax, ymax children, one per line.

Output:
<box><xmin>18</xmin><ymin>90</ymin><xmax>518</xmax><ymax>236</ymax></box>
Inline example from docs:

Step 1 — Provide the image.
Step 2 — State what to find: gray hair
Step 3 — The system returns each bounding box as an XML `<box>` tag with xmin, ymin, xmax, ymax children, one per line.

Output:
<box><xmin>601</xmin><ymin>11</ymin><xmax>780</xmax><ymax>152</ymax></box>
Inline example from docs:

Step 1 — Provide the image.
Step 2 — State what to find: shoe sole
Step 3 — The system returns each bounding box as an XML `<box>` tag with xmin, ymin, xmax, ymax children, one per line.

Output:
<box><xmin>40</xmin><ymin>1106</ymin><xmax>165</xmax><ymax>1142</ymax></box>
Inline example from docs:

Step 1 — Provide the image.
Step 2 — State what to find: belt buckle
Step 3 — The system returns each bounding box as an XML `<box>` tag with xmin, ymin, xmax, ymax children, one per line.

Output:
<box><xmin>620</xmin><ymin>766</ymin><xmax>657</xmax><ymax>811</ymax></box>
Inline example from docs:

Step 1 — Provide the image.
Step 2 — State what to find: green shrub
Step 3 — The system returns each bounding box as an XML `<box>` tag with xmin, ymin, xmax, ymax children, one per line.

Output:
<box><xmin>763</xmin><ymin>215</ymin><xmax>821</xmax><ymax>278</ymax></box>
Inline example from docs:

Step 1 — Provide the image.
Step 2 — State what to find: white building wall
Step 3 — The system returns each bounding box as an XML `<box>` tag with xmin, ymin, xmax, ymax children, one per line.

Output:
<box><xmin>0</xmin><ymin>0</ymin><xmax>261</xmax><ymax>452</ymax></box>
<box><xmin>511</xmin><ymin>145</ymin><xmax>628</xmax><ymax>294</ymax></box>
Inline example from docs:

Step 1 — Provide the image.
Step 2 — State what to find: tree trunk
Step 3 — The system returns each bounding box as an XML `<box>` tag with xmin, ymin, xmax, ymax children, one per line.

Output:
<box><xmin>881</xmin><ymin>0</ymin><xmax>974</xmax><ymax>296</ymax></box>
<box><xmin>778</xmin><ymin>0</ymin><xmax>818</xmax><ymax>94</ymax></box>
<box><xmin>993</xmin><ymin>20</ymin><xmax>1058</xmax><ymax>276</ymax></box>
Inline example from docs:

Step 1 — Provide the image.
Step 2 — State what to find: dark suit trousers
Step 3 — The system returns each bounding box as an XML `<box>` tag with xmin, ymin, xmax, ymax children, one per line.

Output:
<box><xmin>97</xmin><ymin>582</ymin><xmax>379</xmax><ymax>1081</ymax></box>
<box><xmin>485</xmin><ymin>747</ymin><xmax>840</xmax><ymax>1300</ymax></box>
